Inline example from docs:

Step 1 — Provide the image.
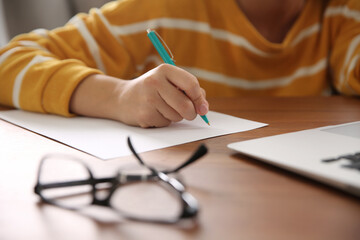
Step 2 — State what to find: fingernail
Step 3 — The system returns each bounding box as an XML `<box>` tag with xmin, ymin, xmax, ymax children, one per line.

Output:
<box><xmin>199</xmin><ymin>103</ymin><xmax>208</xmax><ymax>115</ymax></box>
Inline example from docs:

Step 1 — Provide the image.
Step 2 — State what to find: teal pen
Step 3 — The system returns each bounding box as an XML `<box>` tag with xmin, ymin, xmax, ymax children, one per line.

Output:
<box><xmin>147</xmin><ymin>29</ymin><xmax>210</xmax><ymax>126</ymax></box>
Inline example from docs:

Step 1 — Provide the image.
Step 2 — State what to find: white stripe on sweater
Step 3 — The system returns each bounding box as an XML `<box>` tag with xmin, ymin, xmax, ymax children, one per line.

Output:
<box><xmin>0</xmin><ymin>47</ymin><xmax>22</xmax><ymax>66</ymax></box>
<box><xmin>325</xmin><ymin>6</ymin><xmax>360</xmax><ymax>22</ymax></box>
<box><xmin>291</xmin><ymin>24</ymin><xmax>321</xmax><ymax>47</ymax></box>
<box><xmin>136</xmin><ymin>55</ymin><xmax>162</xmax><ymax>72</ymax></box>
<box><xmin>31</xmin><ymin>28</ymin><xmax>49</xmax><ymax>38</ymax></box>
<box><xmin>12</xmin><ymin>55</ymin><xmax>53</xmax><ymax>108</ymax></box>
<box><xmin>182</xmin><ymin>58</ymin><xmax>327</xmax><ymax>90</ymax></box>
<box><xmin>94</xmin><ymin>8</ymin><xmax>124</xmax><ymax>45</ymax></box>
<box><xmin>344</xmin><ymin>55</ymin><xmax>359</xmax><ymax>94</ymax></box>
<box><xmin>338</xmin><ymin>35</ymin><xmax>360</xmax><ymax>91</ymax></box>
<box><xmin>0</xmin><ymin>41</ymin><xmax>49</xmax><ymax>67</ymax></box>
<box><xmin>110</xmin><ymin>18</ymin><xmax>270</xmax><ymax>57</ymax></box>
<box><xmin>69</xmin><ymin>16</ymin><xmax>106</xmax><ymax>73</ymax></box>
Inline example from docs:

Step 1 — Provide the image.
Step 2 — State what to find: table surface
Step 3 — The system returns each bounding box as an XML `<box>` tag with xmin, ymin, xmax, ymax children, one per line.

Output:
<box><xmin>0</xmin><ymin>96</ymin><xmax>359</xmax><ymax>240</ymax></box>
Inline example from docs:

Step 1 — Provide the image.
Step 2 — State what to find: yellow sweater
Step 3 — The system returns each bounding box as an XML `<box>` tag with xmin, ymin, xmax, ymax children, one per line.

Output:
<box><xmin>0</xmin><ymin>0</ymin><xmax>360</xmax><ymax>117</ymax></box>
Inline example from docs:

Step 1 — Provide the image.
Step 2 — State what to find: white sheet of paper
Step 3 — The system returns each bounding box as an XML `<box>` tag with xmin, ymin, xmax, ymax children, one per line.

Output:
<box><xmin>0</xmin><ymin>110</ymin><xmax>267</xmax><ymax>159</ymax></box>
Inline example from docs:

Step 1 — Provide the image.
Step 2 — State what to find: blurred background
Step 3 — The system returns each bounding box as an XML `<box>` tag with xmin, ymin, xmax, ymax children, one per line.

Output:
<box><xmin>0</xmin><ymin>0</ymin><xmax>112</xmax><ymax>46</ymax></box>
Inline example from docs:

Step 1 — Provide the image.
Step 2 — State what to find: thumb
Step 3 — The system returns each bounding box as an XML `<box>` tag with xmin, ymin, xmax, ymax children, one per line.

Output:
<box><xmin>193</xmin><ymin>93</ymin><xmax>209</xmax><ymax>116</ymax></box>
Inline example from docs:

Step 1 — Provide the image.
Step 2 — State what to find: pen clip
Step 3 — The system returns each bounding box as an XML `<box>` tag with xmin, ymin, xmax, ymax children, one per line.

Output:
<box><xmin>148</xmin><ymin>29</ymin><xmax>175</xmax><ymax>63</ymax></box>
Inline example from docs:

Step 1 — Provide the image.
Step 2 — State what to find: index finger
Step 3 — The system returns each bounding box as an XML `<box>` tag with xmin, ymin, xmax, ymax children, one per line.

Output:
<box><xmin>157</xmin><ymin>64</ymin><xmax>209</xmax><ymax>114</ymax></box>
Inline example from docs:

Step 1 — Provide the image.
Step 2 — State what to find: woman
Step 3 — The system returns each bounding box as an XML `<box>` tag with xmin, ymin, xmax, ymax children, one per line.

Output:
<box><xmin>0</xmin><ymin>0</ymin><xmax>359</xmax><ymax>127</ymax></box>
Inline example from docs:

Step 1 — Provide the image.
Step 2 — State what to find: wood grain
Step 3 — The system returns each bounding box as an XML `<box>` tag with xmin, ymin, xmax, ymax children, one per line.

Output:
<box><xmin>0</xmin><ymin>96</ymin><xmax>359</xmax><ymax>240</ymax></box>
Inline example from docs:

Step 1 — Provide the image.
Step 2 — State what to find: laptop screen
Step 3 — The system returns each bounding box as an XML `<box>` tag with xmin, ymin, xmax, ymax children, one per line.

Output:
<box><xmin>321</xmin><ymin>122</ymin><xmax>360</xmax><ymax>140</ymax></box>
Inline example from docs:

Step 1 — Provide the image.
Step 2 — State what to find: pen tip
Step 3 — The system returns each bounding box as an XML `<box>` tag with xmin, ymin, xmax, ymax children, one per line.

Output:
<box><xmin>200</xmin><ymin>115</ymin><xmax>210</xmax><ymax>126</ymax></box>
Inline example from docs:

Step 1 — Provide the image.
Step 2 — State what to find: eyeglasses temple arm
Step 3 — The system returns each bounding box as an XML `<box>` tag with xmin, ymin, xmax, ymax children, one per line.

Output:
<box><xmin>127</xmin><ymin>137</ymin><xmax>158</xmax><ymax>175</ymax></box>
<box><xmin>169</xmin><ymin>144</ymin><xmax>208</xmax><ymax>173</ymax></box>
<box><xmin>127</xmin><ymin>137</ymin><xmax>208</xmax><ymax>174</ymax></box>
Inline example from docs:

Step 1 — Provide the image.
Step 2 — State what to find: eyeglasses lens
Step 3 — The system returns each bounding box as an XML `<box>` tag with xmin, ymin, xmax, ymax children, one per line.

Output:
<box><xmin>110</xmin><ymin>180</ymin><xmax>182</xmax><ymax>220</ymax></box>
<box><xmin>39</xmin><ymin>155</ymin><xmax>93</xmax><ymax>208</ymax></box>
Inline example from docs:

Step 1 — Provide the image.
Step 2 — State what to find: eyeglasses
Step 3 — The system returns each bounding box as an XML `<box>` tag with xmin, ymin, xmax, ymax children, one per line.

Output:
<box><xmin>34</xmin><ymin>137</ymin><xmax>208</xmax><ymax>224</ymax></box>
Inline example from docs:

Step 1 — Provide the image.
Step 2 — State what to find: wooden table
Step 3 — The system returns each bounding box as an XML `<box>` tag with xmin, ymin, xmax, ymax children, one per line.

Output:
<box><xmin>0</xmin><ymin>96</ymin><xmax>359</xmax><ymax>240</ymax></box>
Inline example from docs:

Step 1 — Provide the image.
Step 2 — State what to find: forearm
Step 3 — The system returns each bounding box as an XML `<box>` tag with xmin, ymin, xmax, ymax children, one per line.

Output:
<box><xmin>70</xmin><ymin>74</ymin><xmax>126</xmax><ymax>121</ymax></box>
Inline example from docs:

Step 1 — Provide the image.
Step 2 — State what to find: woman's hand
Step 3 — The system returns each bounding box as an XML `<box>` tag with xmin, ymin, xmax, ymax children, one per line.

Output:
<box><xmin>70</xmin><ymin>64</ymin><xmax>209</xmax><ymax>128</ymax></box>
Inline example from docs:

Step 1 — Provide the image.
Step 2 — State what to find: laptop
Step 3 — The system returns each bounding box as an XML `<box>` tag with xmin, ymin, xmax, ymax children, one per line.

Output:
<box><xmin>228</xmin><ymin>121</ymin><xmax>360</xmax><ymax>197</ymax></box>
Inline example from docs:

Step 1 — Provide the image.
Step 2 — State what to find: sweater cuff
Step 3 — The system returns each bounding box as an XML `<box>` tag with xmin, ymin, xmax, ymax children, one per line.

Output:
<box><xmin>42</xmin><ymin>62</ymin><xmax>102</xmax><ymax>116</ymax></box>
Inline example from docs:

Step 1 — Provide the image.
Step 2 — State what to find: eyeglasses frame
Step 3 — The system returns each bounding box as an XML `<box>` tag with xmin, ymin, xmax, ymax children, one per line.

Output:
<box><xmin>34</xmin><ymin>137</ymin><xmax>208</xmax><ymax>224</ymax></box>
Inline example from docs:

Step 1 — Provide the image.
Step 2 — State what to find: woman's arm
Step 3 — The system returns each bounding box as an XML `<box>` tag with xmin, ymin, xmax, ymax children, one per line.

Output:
<box><xmin>70</xmin><ymin>64</ymin><xmax>208</xmax><ymax>128</ymax></box>
<box><xmin>328</xmin><ymin>1</ymin><xmax>360</xmax><ymax>95</ymax></box>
